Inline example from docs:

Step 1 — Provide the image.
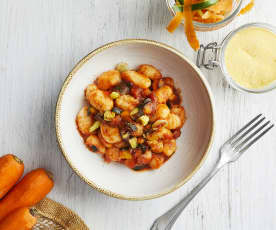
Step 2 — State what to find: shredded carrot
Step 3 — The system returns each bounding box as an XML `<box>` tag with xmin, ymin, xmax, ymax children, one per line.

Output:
<box><xmin>239</xmin><ymin>0</ymin><xmax>254</xmax><ymax>15</ymax></box>
<box><xmin>183</xmin><ymin>0</ymin><xmax>200</xmax><ymax>51</ymax></box>
<box><xmin>167</xmin><ymin>12</ymin><xmax>184</xmax><ymax>33</ymax></box>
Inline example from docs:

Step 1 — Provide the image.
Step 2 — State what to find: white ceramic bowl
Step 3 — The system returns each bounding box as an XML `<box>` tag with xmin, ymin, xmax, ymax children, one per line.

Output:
<box><xmin>56</xmin><ymin>39</ymin><xmax>215</xmax><ymax>200</ymax></box>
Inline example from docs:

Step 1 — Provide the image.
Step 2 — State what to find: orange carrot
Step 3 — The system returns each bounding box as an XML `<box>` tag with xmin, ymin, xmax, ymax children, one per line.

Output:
<box><xmin>0</xmin><ymin>154</ymin><xmax>24</xmax><ymax>199</ymax></box>
<box><xmin>0</xmin><ymin>168</ymin><xmax>54</xmax><ymax>221</ymax></box>
<box><xmin>183</xmin><ymin>0</ymin><xmax>200</xmax><ymax>51</ymax></box>
<box><xmin>239</xmin><ymin>0</ymin><xmax>254</xmax><ymax>15</ymax></box>
<box><xmin>167</xmin><ymin>12</ymin><xmax>184</xmax><ymax>33</ymax></box>
<box><xmin>0</xmin><ymin>207</ymin><xmax>37</xmax><ymax>230</ymax></box>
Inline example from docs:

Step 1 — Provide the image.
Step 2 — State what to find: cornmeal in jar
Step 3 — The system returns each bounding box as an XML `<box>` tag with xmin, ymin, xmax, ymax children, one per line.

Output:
<box><xmin>225</xmin><ymin>27</ymin><xmax>276</xmax><ymax>89</ymax></box>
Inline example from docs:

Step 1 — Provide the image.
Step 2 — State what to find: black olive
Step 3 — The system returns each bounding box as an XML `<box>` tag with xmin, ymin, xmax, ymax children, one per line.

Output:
<box><xmin>167</xmin><ymin>101</ymin><xmax>172</xmax><ymax>109</ymax></box>
<box><xmin>127</xmin><ymin>123</ymin><xmax>137</xmax><ymax>132</ymax></box>
<box><xmin>138</xmin><ymin>144</ymin><xmax>147</xmax><ymax>152</ymax></box>
<box><xmin>120</xmin><ymin>147</ymin><xmax>129</xmax><ymax>151</ymax></box>
<box><xmin>137</xmin><ymin>109</ymin><xmax>144</xmax><ymax>117</ymax></box>
<box><xmin>131</xmin><ymin>108</ymin><xmax>144</xmax><ymax>121</ymax></box>
<box><xmin>114</xmin><ymin>82</ymin><xmax>130</xmax><ymax>95</ymax></box>
<box><xmin>94</xmin><ymin>113</ymin><xmax>104</xmax><ymax>122</ymax></box>
<box><xmin>91</xmin><ymin>145</ymin><xmax>98</xmax><ymax>152</ymax></box>
<box><xmin>143</xmin><ymin>98</ymin><xmax>152</xmax><ymax>105</ymax></box>
<box><xmin>112</xmin><ymin>107</ymin><xmax>122</xmax><ymax>115</ymax></box>
<box><xmin>133</xmin><ymin>165</ymin><xmax>147</xmax><ymax>171</ymax></box>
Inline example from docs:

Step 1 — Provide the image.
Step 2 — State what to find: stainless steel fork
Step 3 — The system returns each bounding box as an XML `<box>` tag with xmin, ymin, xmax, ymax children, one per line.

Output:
<box><xmin>151</xmin><ymin>114</ymin><xmax>274</xmax><ymax>230</ymax></box>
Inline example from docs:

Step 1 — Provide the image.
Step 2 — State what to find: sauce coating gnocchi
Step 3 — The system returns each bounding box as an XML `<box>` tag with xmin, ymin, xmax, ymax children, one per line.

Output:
<box><xmin>76</xmin><ymin>63</ymin><xmax>186</xmax><ymax>171</ymax></box>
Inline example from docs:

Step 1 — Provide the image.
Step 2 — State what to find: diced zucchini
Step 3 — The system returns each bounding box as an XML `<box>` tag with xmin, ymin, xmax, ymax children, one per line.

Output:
<box><xmin>104</xmin><ymin>111</ymin><xmax>116</xmax><ymax>121</ymax></box>
<box><xmin>130</xmin><ymin>108</ymin><xmax>139</xmax><ymax>118</ymax></box>
<box><xmin>110</xmin><ymin>91</ymin><xmax>120</xmax><ymax>99</ymax></box>
<box><xmin>174</xmin><ymin>0</ymin><xmax>218</xmax><ymax>11</ymax></box>
<box><xmin>129</xmin><ymin>137</ymin><xmax>138</xmax><ymax>149</ymax></box>
<box><xmin>89</xmin><ymin>121</ymin><xmax>101</xmax><ymax>133</ymax></box>
<box><xmin>116</xmin><ymin>62</ymin><xmax>129</xmax><ymax>72</ymax></box>
<box><xmin>122</xmin><ymin>132</ymin><xmax>130</xmax><ymax>140</ymax></box>
<box><xmin>138</xmin><ymin>115</ymin><xmax>150</xmax><ymax>126</ymax></box>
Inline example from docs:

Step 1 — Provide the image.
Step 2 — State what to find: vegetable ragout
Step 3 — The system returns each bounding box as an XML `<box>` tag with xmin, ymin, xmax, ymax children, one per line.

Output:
<box><xmin>76</xmin><ymin>63</ymin><xmax>186</xmax><ymax>171</ymax></box>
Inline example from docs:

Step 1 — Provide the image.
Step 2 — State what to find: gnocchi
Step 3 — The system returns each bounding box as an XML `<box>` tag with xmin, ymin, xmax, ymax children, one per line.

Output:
<box><xmin>121</xmin><ymin>71</ymin><xmax>151</xmax><ymax>89</ymax></box>
<box><xmin>105</xmin><ymin>147</ymin><xmax>120</xmax><ymax>162</ymax></box>
<box><xmin>115</xmin><ymin>95</ymin><xmax>139</xmax><ymax>111</ymax></box>
<box><xmin>147</xmin><ymin>140</ymin><xmax>163</xmax><ymax>153</ymax></box>
<box><xmin>96</xmin><ymin>70</ymin><xmax>121</xmax><ymax>90</ymax></box>
<box><xmin>155</xmin><ymin>85</ymin><xmax>173</xmax><ymax>104</ymax></box>
<box><xmin>76</xmin><ymin>63</ymin><xmax>186</xmax><ymax>171</ymax></box>
<box><xmin>163</xmin><ymin>139</ymin><xmax>177</xmax><ymax>157</ymax></box>
<box><xmin>98</xmin><ymin>132</ymin><xmax>113</xmax><ymax>148</ymax></box>
<box><xmin>146</xmin><ymin>127</ymin><xmax>173</xmax><ymax>141</ymax></box>
<box><xmin>150</xmin><ymin>154</ymin><xmax>165</xmax><ymax>169</ymax></box>
<box><xmin>138</xmin><ymin>64</ymin><xmax>162</xmax><ymax>80</ymax></box>
<box><xmin>85</xmin><ymin>84</ymin><xmax>113</xmax><ymax>111</ymax></box>
<box><xmin>76</xmin><ymin>106</ymin><xmax>93</xmax><ymax>135</ymax></box>
<box><xmin>85</xmin><ymin>135</ymin><xmax>106</xmax><ymax>154</ymax></box>
<box><xmin>171</xmin><ymin>105</ymin><xmax>186</xmax><ymax>127</ymax></box>
<box><xmin>100</xmin><ymin>123</ymin><xmax>122</xmax><ymax>144</ymax></box>
<box><xmin>166</xmin><ymin>113</ymin><xmax>182</xmax><ymax>130</ymax></box>
<box><xmin>156</xmin><ymin>104</ymin><xmax>170</xmax><ymax>119</ymax></box>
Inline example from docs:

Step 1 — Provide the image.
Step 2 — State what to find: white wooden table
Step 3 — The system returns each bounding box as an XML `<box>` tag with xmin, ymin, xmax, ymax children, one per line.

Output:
<box><xmin>1</xmin><ymin>1</ymin><xmax>276</xmax><ymax>229</ymax></box>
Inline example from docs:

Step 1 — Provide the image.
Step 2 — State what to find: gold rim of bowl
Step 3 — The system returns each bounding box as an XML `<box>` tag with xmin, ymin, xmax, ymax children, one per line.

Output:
<box><xmin>55</xmin><ymin>39</ymin><xmax>216</xmax><ymax>201</ymax></box>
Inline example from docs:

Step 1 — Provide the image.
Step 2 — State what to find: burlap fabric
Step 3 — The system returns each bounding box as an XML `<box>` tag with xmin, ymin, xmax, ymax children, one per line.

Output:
<box><xmin>32</xmin><ymin>198</ymin><xmax>89</xmax><ymax>230</ymax></box>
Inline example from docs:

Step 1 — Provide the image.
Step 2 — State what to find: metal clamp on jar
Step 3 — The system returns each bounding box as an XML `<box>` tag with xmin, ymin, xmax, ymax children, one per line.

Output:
<box><xmin>196</xmin><ymin>23</ymin><xmax>276</xmax><ymax>94</ymax></box>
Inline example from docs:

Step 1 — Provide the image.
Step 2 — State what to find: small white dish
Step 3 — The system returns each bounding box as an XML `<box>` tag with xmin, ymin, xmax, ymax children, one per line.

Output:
<box><xmin>55</xmin><ymin>39</ymin><xmax>215</xmax><ymax>200</ymax></box>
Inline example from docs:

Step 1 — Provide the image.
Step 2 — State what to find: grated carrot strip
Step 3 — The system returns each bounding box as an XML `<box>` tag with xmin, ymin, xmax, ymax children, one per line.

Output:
<box><xmin>183</xmin><ymin>0</ymin><xmax>200</xmax><ymax>50</ymax></box>
<box><xmin>167</xmin><ymin>12</ymin><xmax>184</xmax><ymax>33</ymax></box>
<box><xmin>239</xmin><ymin>0</ymin><xmax>254</xmax><ymax>15</ymax></box>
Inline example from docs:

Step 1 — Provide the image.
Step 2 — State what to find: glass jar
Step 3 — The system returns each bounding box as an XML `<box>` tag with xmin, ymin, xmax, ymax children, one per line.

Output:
<box><xmin>196</xmin><ymin>23</ymin><xmax>276</xmax><ymax>93</ymax></box>
<box><xmin>166</xmin><ymin>0</ymin><xmax>243</xmax><ymax>31</ymax></box>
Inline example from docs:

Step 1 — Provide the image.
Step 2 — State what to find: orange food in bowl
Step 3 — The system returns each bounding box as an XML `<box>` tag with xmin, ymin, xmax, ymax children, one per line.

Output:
<box><xmin>76</xmin><ymin>63</ymin><xmax>187</xmax><ymax>171</ymax></box>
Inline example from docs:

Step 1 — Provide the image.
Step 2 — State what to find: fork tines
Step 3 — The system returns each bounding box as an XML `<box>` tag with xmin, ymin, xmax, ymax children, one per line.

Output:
<box><xmin>228</xmin><ymin>114</ymin><xmax>274</xmax><ymax>153</ymax></box>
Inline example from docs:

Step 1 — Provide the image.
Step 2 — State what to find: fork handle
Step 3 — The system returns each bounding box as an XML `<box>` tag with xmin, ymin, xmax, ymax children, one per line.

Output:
<box><xmin>151</xmin><ymin>159</ymin><xmax>224</xmax><ymax>230</ymax></box>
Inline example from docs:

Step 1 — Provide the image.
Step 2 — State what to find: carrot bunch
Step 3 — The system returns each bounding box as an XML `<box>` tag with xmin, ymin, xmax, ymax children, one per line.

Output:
<box><xmin>0</xmin><ymin>154</ymin><xmax>54</xmax><ymax>230</ymax></box>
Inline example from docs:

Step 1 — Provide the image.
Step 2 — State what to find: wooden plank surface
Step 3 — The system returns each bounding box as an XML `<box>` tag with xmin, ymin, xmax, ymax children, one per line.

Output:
<box><xmin>0</xmin><ymin>0</ymin><xmax>276</xmax><ymax>229</ymax></box>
